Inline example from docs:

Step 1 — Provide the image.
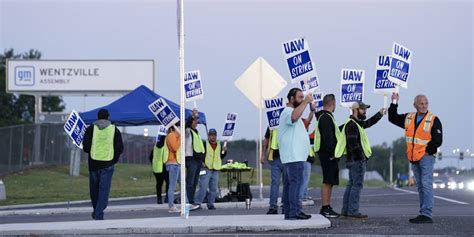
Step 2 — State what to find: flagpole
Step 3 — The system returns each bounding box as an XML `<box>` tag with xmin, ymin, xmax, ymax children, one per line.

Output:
<box><xmin>178</xmin><ymin>0</ymin><xmax>187</xmax><ymax>218</ymax></box>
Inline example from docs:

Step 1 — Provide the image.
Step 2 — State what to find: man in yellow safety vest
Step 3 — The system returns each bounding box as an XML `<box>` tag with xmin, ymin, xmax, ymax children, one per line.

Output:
<box><xmin>83</xmin><ymin>109</ymin><xmax>123</xmax><ymax>220</ymax></box>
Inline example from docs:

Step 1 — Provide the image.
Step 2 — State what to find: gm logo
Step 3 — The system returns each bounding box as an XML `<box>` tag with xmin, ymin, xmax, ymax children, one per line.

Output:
<box><xmin>15</xmin><ymin>66</ymin><xmax>35</xmax><ymax>86</ymax></box>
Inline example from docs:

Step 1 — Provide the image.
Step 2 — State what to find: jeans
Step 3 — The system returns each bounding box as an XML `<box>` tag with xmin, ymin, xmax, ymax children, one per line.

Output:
<box><xmin>282</xmin><ymin>161</ymin><xmax>304</xmax><ymax>219</ymax></box>
<box><xmin>166</xmin><ymin>164</ymin><xmax>180</xmax><ymax>208</ymax></box>
<box><xmin>412</xmin><ymin>155</ymin><xmax>435</xmax><ymax>218</ymax></box>
<box><xmin>299</xmin><ymin>161</ymin><xmax>311</xmax><ymax>202</ymax></box>
<box><xmin>342</xmin><ymin>160</ymin><xmax>366</xmax><ymax>215</ymax></box>
<box><xmin>269</xmin><ymin>158</ymin><xmax>285</xmax><ymax>209</ymax></box>
<box><xmin>185</xmin><ymin>157</ymin><xmax>202</xmax><ymax>204</ymax></box>
<box><xmin>89</xmin><ymin>165</ymin><xmax>114</xmax><ymax>220</ymax></box>
<box><xmin>195</xmin><ymin>169</ymin><xmax>219</xmax><ymax>206</ymax></box>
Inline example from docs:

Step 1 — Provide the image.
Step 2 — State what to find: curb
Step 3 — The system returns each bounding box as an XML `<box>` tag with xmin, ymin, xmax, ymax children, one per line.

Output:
<box><xmin>0</xmin><ymin>214</ymin><xmax>331</xmax><ymax>235</ymax></box>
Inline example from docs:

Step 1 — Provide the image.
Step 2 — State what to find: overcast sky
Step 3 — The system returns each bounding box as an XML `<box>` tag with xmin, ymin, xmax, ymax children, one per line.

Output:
<box><xmin>1</xmin><ymin>0</ymin><xmax>473</xmax><ymax>155</ymax></box>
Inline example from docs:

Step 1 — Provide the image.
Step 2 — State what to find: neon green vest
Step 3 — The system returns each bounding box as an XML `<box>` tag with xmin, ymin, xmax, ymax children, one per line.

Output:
<box><xmin>191</xmin><ymin>129</ymin><xmax>205</xmax><ymax>153</ymax></box>
<box><xmin>334</xmin><ymin>119</ymin><xmax>372</xmax><ymax>159</ymax></box>
<box><xmin>314</xmin><ymin>113</ymin><xmax>341</xmax><ymax>153</ymax></box>
<box><xmin>309</xmin><ymin>146</ymin><xmax>315</xmax><ymax>158</ymax></box>
<box><xmin>163</xmin><ymin>136</ymin><xmax>181</xmax><ymax>164</ymax></box>
<box><xmin>91</xmin><ymin>125</ymin><xmax>115</xmax><ymax>161</ymax></box>
<box><xmin>268</xmin><ymin>130</ymin><xmax>279</xmax><ymax>161</ymax></box>
<box><xmin>205</xmin><ymin>141</ymin><xmax>222</xmax><ymax>170</ymax></box>
<box><xmin>152</xmin><ymin>145</ymin><xmax>166</xmax><ymax>173</ymax></box>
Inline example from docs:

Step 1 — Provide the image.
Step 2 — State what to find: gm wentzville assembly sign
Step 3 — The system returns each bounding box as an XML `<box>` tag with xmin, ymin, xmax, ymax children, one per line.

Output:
<box><xmin>6</xmin><ymin>60</ymin><xmax>154</xmax><ymax>93</ymax></box>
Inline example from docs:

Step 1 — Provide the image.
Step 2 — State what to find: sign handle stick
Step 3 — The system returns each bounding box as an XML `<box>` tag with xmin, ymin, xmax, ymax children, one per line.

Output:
<box><xmin>383</xmin><ymin>94</ymin><xmax>388</xmax><ymax>109</ymax></box>
<box><xmin>193</xmin><ymin>101</ymin><xmax>197</xmax><ymax>109</ymax></box>
<box><xmin>222</xmin><ymin>141</ymin><xmax>227</xmax><ymax>155</ymax></box>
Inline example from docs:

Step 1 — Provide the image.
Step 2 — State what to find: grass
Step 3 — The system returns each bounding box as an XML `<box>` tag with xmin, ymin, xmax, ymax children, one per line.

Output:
<box><xmin>0</xmin><ymin>164</ymin><xmax>387</xmax><ymax>206</ymax></box>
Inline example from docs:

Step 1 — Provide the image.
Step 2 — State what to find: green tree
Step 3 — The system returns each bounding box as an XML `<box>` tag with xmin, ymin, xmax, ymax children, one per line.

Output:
<box><xmin>366</xmin><ymin>137</ymin><xmax>409</xmax><ymax>182</ymax></box>
<box><xmin>0</xmin><ymin>49</ymin><xmax>65</xmax><ymax>126</ymax></box>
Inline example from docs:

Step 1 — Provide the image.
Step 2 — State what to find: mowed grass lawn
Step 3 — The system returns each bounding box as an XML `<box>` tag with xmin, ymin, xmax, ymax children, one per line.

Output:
<box><xmin>0</xmin><ymin>163</ymin><xmax>387</xmax><ymax>206</ymax></box>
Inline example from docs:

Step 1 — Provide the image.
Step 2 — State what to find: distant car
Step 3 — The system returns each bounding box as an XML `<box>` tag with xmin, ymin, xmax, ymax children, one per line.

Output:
<box><xmin>433</xmin><ymin>179</ymin><xmax>446</xmax><ymax>189</ymax></box>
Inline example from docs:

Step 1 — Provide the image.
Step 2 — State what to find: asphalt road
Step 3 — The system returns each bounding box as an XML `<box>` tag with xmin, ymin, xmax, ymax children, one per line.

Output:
<box><xmin>1</xmin><ymin>187</ymin><xmax>473</xmax><ymax>236</ymax></box>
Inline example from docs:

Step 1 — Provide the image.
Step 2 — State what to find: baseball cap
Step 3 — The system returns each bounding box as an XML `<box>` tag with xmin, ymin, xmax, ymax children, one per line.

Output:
<box><xmin>208</xmin><ymin>128</ymin><xmax>217</xmax><ymax>135</ymax></box>
<box><xmin>351</xmin><ymin>101</ymin><xmax>371</xmax><ymax>110</ymax></box>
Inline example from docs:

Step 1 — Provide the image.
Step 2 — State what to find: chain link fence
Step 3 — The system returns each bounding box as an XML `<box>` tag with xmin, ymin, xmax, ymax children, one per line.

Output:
<box><xmin>0</xmin><ymin>124</ymin><xmax>158</xmax><ymax>176</ymax></box>
<box><xmin>0</xmin><ymin>123</ymin><xmax>260</xmax><ymax>176</ymax></box>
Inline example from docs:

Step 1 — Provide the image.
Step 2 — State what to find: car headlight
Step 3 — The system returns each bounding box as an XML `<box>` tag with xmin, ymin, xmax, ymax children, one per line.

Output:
<box><xmin>440</xmin><ymin>183</ymin><xmax>446</xmax><ymax>189</ymax></box>
<box><xmin>468</xmin><ymin>182</ymin><xmax>474</xmax><ymax>191</ymax></box>
<box><xmin>458</xmin><ymin>182</ymin><xmax>464</xmax><ymax>189</ymax></box>
<box><xmin>448</xmin><ymin>182</ymin><xmax>457</xmax><ymax>190</ymax></box>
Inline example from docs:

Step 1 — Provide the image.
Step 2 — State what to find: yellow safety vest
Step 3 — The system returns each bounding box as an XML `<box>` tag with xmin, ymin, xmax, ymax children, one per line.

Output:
<box><xmin>268</xmin><ymin>130</ymin><xmax>278</xmax><ymax>161</ymax></box>
<box><xmin>205</xmin><ymin>141</ymin><xmax>222</xmax><ymax>170</ymax></box>
<box><xmin>191</xmin><ymin>129</ymin><xmax>205</xmax><ymax>153</ymax></box>
<box><xmin>313</xmin><ymin>113</ymin><xmax>341</xmax><ymax>153</ymax></box>
<box><xmin>91</xmin><ymin>125</ymin><xmax>115</xmax><ymax>161</ymax></box>
<box><xmin>152</xmin><ymin>145</ymin><xmax>166</xmax><ymax>173</ymax></box>
<box><xmin>334</xmin><ymin>119</ymin><xmax>372</xmax><ymax>159</ymax></box>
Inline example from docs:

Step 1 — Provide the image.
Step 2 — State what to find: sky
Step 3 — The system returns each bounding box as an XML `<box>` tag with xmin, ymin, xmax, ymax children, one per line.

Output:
<box><xmin>1</xmin><ymin>0</ymin><xmax>473</xmax><ymax>156</ymax></box>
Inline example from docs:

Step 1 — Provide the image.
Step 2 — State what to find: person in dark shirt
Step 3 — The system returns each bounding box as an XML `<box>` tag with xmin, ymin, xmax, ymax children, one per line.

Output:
<box><xmin>148</xmin><ymin>133</ymin><xmax>169</xmax><ymax>204</ymax></box>
<box><xmin>314</xmin><ymin>94</ymin><xmax>340</xmax><ymax>218</ymax></box>
<box><xmin>82</xmin><ymin>109</ymin><xmax>123</xmax><ymax>220</ymax></box>
<box><xmin>388</xmin><ymin>93</ymin><xmax>442</xmax><ymax>224</ymax></box>
<box><xmin>336</xmin><ymin>102</ymin><xmax>385</xmax><ymax>219</ymax></box>
<box><xmin>261</xmin><ymin>127</ymin><xmax>283</xmax><ymax>214</ymax></box>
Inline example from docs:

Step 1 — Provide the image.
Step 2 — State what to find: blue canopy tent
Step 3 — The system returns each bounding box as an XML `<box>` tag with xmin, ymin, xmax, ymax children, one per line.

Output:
<box><xmin>80</xmin><ymin>85</ymin><xmax>206</xmax><ymax>126</ymax></box>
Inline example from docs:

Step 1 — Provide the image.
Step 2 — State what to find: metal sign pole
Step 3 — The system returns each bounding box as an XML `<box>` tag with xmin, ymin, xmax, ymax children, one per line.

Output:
<box><xmin>178</xmin><ymin>0</ymin><xmax>187</xmax><ymax>218</ymax></box>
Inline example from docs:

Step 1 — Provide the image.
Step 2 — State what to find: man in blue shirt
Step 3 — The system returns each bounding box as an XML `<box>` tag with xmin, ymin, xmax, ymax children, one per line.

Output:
<box><xmin>278</xmin><ymin>88</ymin><xmax>313</xmax><ymax>220</ymax></box>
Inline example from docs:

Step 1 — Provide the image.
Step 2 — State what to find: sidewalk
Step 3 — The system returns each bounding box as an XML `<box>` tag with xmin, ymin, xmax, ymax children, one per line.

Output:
<box><xmin>0</xmin><ymin>197</ymin><xmax>315</xmax><ymax>216</ymax></box>
<box><xmin>0</xmin><ymin>214</ymin><xmax>331</xmax><ymax>235</ymax></box>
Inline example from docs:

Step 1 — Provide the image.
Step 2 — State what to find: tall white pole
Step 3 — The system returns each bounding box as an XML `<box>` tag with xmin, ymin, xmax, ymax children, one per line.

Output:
<box><xmin>258</xmin><ymin>59</ymin><xmax>263</xmax><ymax>200</ymax></box>
<box><xmin>178</xmin><ymin>0</ymin><xmax>186</xmax><ymax>218</ymax></box>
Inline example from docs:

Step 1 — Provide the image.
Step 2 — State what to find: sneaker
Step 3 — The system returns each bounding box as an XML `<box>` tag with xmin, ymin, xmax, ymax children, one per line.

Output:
<box><xmin>347</xmin><ymin>213</ymin><xmax>368</xmax><ymax>219</ymax></box>
<box><xmin>409</xmin><ymin>215</ymin><xmax>433</xmax><ymax>224</ymax></box>
<box><xmin>340</xmin><ymin>212</ymin><xmax>348</xmax><ymax>218</ymax></box>
<box><xmin>296</xmin><ymin>212</ymin><xmax>311</xmax><ymax>220</ymax></box>
<box><xmin>207</xmin><ymin>205</ymin><xmax>216</xmax><ymax>210</ymax></box>
<box><xmin>298</xmin><ymin>211</ymin><xmax>312</xmax><ymax>219</ymax></box>
<box><xmin>168</xmin><ymin>206</ymin><xmax>180</xmax><ymax>213</ymax></box>
<box><xmin>320</xmin><ymin>207</ymin><xmax>340</xmax><ymax>218</ymax></box>
<box><xmin>190</xmin><ymin>204</ymin><xmax>201</xmax><ymax>211</ymax></box>
<box><xmin>157</xmin><ymin>198</ymin><xmax>163</xmax><ymax>204</ymax></box>
<box><xmin>91</xmin><ymin>212</ymin><xmax>96</xmax><ymax>220</ymax></box>
<box><xmin>266</xmin><ymin>208</ymin><xmax>278</xmax><ymax>215</ymax></box>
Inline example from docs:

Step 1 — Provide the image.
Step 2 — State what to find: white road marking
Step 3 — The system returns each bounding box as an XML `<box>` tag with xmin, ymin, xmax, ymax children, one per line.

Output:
<box><xmin>392</xmin><ymin>187</ymin><xmax>470</xmax><ymax>205</ymax></box>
